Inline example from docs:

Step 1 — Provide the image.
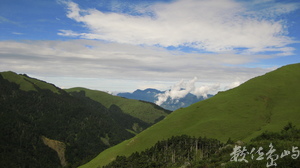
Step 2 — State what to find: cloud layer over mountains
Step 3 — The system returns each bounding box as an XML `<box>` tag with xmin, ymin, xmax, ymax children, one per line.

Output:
<box><xmin>155</xmin><ymin>77</ymin><xmax>238</xmax><ymax>105</ymax></box>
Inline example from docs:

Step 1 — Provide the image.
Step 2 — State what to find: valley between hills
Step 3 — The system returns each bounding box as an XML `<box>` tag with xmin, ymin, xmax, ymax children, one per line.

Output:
<box><xmin>0</xmin><ymin>63</ymin><xmax>300</xmax><ymax>168</ymax></box>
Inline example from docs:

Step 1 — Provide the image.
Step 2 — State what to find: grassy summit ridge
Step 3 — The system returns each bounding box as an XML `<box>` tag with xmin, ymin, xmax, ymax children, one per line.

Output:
<box><xmin>1</xmin><ymin>71</ymin><xmax>61</xmax><ymax>93</ymax></box>
<box><xmin>80</xmin><ymin>63</ymin><xmax>300</xmax><ymax>168</ymax></box>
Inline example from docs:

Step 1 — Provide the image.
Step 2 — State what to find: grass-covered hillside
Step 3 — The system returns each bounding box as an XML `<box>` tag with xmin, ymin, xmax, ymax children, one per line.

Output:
<box><xmin>81</xmin><ymin>63</ymin><xmax>300</xmax><ymax>168</ymax></box>
<box><xmin>1</xmin><ymin>71</ymin><xmax>61</xmax><ymax>93</ymax></box>
<box><xmin>65</xmin><ymin>87</ymin><xmax>170</xmax><ymax>125</ymax></box>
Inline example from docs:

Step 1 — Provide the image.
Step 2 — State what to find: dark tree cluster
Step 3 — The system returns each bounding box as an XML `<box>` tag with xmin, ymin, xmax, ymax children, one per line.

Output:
<box><xmin>104</xmin><ymin>124</ymin><xmax>300</xmax><ymax>168</ymax></box>
<box><xmin>0</xmin><ymin>74</ymin><xmax>136</xmax><ymax>167</ymax></box>
<box><xmin>104</xmin><ymin>135</ymin><xmax>224</xmax><ymax>168</ymax></box>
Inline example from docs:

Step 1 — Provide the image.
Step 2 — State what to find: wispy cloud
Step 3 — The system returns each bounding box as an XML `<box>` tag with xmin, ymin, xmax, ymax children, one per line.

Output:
<box><xmin>59</xmin><ymin>0</ymin><xmax>298</xmax><ymax>55</ymax></box>
<box><xmin>12</xmin><ymin>32</ymin><xmax>23</xmax><ymax>35</ymax></box>
<box><xmin>0</xmin><ymin>16</ymin><xmax>19</xmax><ymax>25</ymax></box>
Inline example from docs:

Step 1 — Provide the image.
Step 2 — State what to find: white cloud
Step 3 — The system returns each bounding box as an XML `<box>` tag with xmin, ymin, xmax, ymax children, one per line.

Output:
<box><xmin>0</xmin><ymin>39</ymin><xmax>272</xmax><ymax>92</ymax></box>
<box><xmin>59</xmin><ymin>0</ymin><xmax>298</xmax><ymax>55</ymax></box>
<box><xmin>224</xmin><ymin>81</ymin><xmax>241</xmax><ymax>90</ymax></box>
<box><xmin>0</xmin><ymin>40</ymin><xmax>270</xmax><ymax>79</ymax></box>
<box><xmin>155</xmin><ymin>77</ymin><xmax>221</xmax><ymax>105</ymax></box>
<box><xmin>154</xmin><ymin>77</ymin><xmax>247</xmax><ymax>105</ymax></box>
<box><xmin>192</xmin><ymin>83</ymin><xmax>221</xmax><ymax>98</ymax></box>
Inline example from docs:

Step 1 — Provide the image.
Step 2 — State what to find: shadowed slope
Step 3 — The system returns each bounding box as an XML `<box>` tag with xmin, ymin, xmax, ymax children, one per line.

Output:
<box><xmin>65</xmin><ymin>87</ymin><xmax>171</xmax><ymax>124</ymax></box>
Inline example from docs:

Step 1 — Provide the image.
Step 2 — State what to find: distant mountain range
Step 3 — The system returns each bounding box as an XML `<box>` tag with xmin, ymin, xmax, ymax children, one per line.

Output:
<box><xmin>117</xmin><ymin>88</ymin><xmax>214</xmax><ymax>111</ymax></box>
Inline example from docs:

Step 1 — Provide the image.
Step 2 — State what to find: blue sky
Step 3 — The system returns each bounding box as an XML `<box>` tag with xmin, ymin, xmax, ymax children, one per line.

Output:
<box><xmin>0</xmin><ymin>0</ymin><xmax>300</xmax><ymax>95</ymax></box>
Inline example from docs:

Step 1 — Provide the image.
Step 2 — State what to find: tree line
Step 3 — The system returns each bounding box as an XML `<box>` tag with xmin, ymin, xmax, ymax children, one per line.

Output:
<box><xmin>104</xmin><ymin>123</ymin><xmax>300</xmax><ymax>168</ymax></box>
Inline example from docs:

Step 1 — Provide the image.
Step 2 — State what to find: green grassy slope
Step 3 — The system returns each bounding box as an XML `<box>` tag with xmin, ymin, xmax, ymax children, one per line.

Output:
<box><xmin>65</xmin><ymin>87</ymin><xmax>170</xmax><ymax>124</ymax></box>
<box><xmin>80</xmin><ymin>63</ymin><xmax>300</xmax><ymax>168</ymax></box>
<box><xmin>1</xmin><ymin>71</ymin><xmax>60</xmax><ymax>93</ymax></box>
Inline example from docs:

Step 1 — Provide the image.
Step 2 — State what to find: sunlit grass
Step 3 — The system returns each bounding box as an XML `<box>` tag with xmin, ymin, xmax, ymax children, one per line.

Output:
<box><xmin>80</xmin><ymin>63</ymin><xmax>300</xmax><ymax>168</ymax></box>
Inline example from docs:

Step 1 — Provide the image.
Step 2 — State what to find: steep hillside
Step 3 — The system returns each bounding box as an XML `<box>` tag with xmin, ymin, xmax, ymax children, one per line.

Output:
<box><xmin>118</xmin><ymin>88</ymin><xmax>213</xmax><ymax>111</ymax></box>
<box><xmin>80</xmin><ymin>63</ymin><xmax>300</xmax><ymax>168</ymax></box>
<box><xmin>0</xmin><ymin>72</ymin><xmax>134</xmax><ymax>167</ymax></box>
<box><xmin>65</xmin><ymin>87</ymin><xmax>171</xmax><ymax>124</ymax></box>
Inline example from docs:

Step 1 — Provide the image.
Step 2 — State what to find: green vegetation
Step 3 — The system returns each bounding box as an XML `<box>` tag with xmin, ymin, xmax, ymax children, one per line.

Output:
<box><xmin>67</xmin><ymin>90</ymin><xmax>150</xmax><ymax>134</ymax></box>
<box><xmin>103</xmin><ymin>123</ymin><xmax>300</xmax><ymax>168</ymax></box>
<box><xmin>65</xmin><ymin>87</ymin><xmax>170</xmax><ymax>124</ymax></box>
<box><xmin>105</xmin><ymin>135</ymin><xmax>223</xmax><ymax>168</ymax></box>
<box><xmin>0</xmin><ymin>71</ymin><xmax>172</xmax><ymax>167</ymax></box>
<box><xmin>1</xmin><ymin>71</ymin><xmax>61</xmax><ymax>93</ymax></box>
<box><xmin>81</xmin><ymin>63</ymin><xmax>300</xmax><ymax>168</ymax></box>
<box><xmin>0</xmin><ymin>72</ymin><xmax>135</xmax><ymax>167</ymax></box>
